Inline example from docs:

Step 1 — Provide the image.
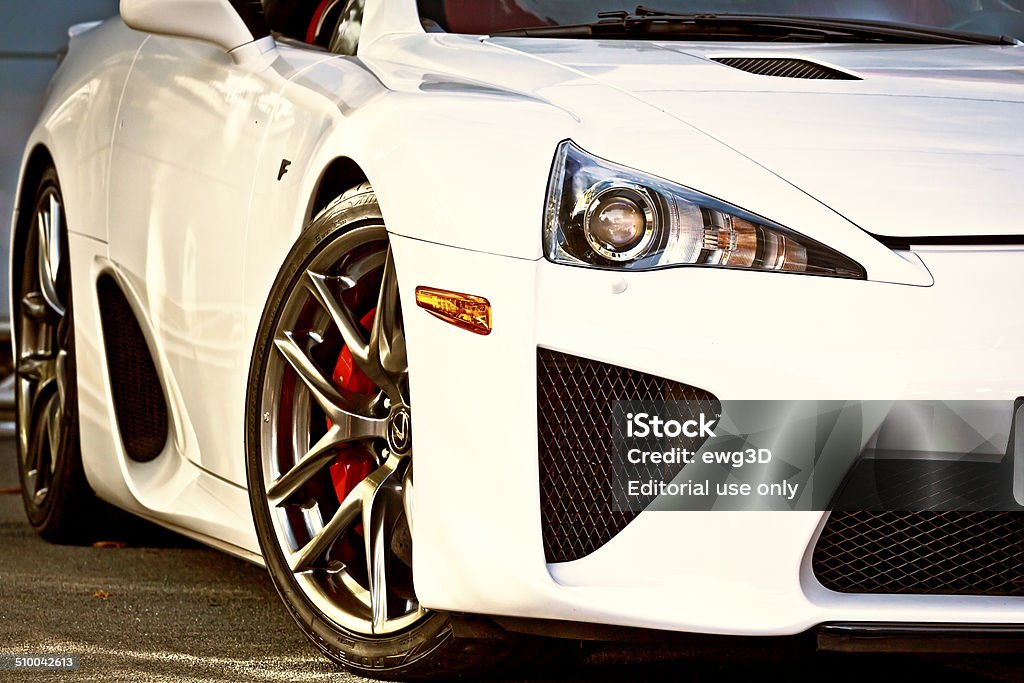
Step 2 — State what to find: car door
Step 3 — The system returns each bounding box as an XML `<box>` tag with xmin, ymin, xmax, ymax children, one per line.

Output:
<box><xmin>107</xmin><ymin>34</ymin><xmax>277</xmax><ymax>484</ymax></box>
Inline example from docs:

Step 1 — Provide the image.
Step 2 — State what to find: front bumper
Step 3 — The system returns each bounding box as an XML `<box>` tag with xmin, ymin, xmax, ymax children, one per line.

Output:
<box><xmin>392</xmin><ymin>234</ymin><xmax>1024</xmax><ymax>634</ymax></box>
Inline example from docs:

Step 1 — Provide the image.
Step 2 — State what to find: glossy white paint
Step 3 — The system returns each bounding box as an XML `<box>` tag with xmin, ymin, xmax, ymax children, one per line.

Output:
<box><xmin>398</xmin><ymin>235</ymin><xmax>1024</xmax><ymax>631</ymax></box>
<box><xmin>0</xmin><ymin>0</ymin><xmax>118</xmax><ymax>322</ymax></box>
<box><xmin>68</xmin><ymin>232</ymin><xmax>261</xmax><ymax>558</ymax></box>
<box><xmin>9</xmin><ymin>0</ymin><xmax>1024</xmax><ymax>636</ymax></box>
<box><xmin>108</xmin><ymin>33</ymin><xmax>276</xmax><ymax>481</ymax></box>
<box><xmin>120</xmin><ymin>0</ymin><xmax>258</xmax><ymax>53</ymax></box>
<box><xmin>487</xmin><ymin>38</ymin><xmax>1024</xmax><ymax>239</ymax></box>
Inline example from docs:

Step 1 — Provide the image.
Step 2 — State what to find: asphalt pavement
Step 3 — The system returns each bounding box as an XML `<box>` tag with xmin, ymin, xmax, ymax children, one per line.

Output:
<box><xmin>0</xmin><ymin>436</ymin><xmax>1021</xmax><ymax>682</ymax></box>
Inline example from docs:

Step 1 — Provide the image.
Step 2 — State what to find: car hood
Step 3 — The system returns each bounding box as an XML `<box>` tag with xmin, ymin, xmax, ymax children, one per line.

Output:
<box><xmin>485</xmin><ymin>38</ymin><xmax>1024</xmax><ymax>239</ymax></box>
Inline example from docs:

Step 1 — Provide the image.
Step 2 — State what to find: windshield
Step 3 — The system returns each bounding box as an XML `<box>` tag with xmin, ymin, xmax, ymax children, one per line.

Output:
<box><xmin>417</xmin><ymin>1</ymin><xmax>1024</xmax><ymax>40</ymax></box>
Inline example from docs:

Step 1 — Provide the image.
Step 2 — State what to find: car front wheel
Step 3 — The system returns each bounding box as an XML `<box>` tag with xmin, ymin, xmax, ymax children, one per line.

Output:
<box><xmin>246</xmin><ymin>183</ymin><xmax>574</xmax><ymax>679</ymax></box>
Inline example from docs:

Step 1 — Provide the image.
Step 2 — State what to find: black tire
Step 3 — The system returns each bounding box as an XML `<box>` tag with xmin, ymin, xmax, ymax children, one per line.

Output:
<box><xmin>246</xmin><ymin>183</ymin><xmax>579</xmax><ymax>679</ymax></box>
<box><xmin>14</xmin><ymin>167</ymin><xmax>96</xmax><ymax>542</ymax></box>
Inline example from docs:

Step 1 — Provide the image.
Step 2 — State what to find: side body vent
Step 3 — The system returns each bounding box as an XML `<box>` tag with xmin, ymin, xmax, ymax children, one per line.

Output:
<box><xmin>712</xmin><ymin>56</ymin><xmax>860</xmax><ymax>80</ymax></box>
<box><xmin>96</xmin><ymin>275</ymin><xmax>169</xmax><ymax>462</ymax></box>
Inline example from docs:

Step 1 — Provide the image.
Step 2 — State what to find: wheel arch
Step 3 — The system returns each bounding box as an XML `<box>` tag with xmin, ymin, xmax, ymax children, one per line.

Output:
<box><xmin>306</xmin><ymin>156</ymin><xmax>369</xmax><ymax>223</ymax></box>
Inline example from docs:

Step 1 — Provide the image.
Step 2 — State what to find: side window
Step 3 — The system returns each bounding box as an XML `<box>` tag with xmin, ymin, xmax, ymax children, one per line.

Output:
<box><xmin>328</xmin><ymin>0</ymin><xmax>365</xmax><ymax>55</ymax></box>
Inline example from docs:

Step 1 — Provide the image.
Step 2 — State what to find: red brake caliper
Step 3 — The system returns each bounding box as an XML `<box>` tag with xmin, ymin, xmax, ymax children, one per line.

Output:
<box><xmin>328</xmin><ymin>308</ymin><xmax>377</xmax><ymax>513</ymax></box>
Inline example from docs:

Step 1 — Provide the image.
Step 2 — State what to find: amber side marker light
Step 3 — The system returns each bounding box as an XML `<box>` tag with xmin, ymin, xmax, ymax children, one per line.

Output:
<box><xmin>415</xmin><ymin>286</ymin><xmax>492</xmax><ymax>336</ymax></box>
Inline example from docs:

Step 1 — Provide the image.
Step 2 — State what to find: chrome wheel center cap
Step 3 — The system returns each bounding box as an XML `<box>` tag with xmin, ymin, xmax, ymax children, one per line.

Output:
<box><xmin>387</xmin><ymin>406</ymin><xmax>412</xmax><ymax>455</ymax></box>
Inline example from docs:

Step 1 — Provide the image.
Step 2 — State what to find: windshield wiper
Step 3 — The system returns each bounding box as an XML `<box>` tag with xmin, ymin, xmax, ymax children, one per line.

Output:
<box><xmin>492</xmin><ymin>5</ymin><xmax>1016</xmax><ymax>45</ymax></box>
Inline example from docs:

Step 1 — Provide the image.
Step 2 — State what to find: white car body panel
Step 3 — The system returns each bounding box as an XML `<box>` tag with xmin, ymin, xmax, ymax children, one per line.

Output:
<box><xmin>10</xmin><ymin>0</ymin><xmax>1024</xmax><ymax>637</ymax></box>
<box><xmin>108</xmin><ymin>34</ymin><xmax>277</xmax><ymax>480</ymax></box>
<box><xmin>399</xmin><ymin>237</ymin><xmax>1024</xmax><ymax>632</ymax></box>
<box><xmin>360</xmin><ymin>33</ymin><xmax>931</xmax><ymax>286</ymax></box>
<box><xmin>487</xmin><ymin>38</ymin><xmax>1024</xmax><ymax>239</ymax></box>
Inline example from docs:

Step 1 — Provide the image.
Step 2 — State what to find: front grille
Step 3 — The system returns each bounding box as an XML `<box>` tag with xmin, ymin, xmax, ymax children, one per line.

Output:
<box><xmin>831</xmin><ymin>458</ymin><xmax>1017</xmax><ymax>511</ymax></box>
<box><xmin>813</xmin><ymin>511</ymin><xmax>1024</xmax><ymax>596</ymax></box>
<box><xmin>711</xmin><ymin>56</ymin><xmax>860</xmax><ymax>80</ymax></box>
<box><xmin>537</xmin><ymin>349</ymin><xmax>718</xmax><ymax>563</ymax></box>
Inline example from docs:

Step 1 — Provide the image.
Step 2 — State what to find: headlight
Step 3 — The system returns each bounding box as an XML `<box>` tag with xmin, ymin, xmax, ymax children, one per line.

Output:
<box><xmin>543</xmin><ymin>141</ymin><xmax>865</xmax><ymax>279</ymax></box>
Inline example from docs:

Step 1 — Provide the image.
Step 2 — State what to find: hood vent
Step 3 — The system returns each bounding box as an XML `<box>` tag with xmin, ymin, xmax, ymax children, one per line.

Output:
<box><xmin>711</xmin><ymin>57</ymin><xmax>860</xmax><ymax>80</ymax></box>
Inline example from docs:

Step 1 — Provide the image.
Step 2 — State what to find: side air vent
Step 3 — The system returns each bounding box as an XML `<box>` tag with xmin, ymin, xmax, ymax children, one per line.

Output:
<box><xmin>711</xmin><ymin>57</ymin><xmax>860</xmax><ymax>80</ymax></box>
<box><xmin>97</xmin><ymin>275</ymin><xmax>169</xmax><ymax>462</ymax></box>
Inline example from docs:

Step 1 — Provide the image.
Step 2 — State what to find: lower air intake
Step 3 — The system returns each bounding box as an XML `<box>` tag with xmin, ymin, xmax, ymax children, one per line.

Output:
<box><xmin>537</xmin><ymin>348</ymin><xmax>718</xmax><ymax>563</ymax></box>
<box><xmin>813</xmin><ymin>511</ymin><xmax>1024</xmax><ymax>596</ymax></box>
<box><xmin>97</xmin><ymin>275</ymin><xmax>169</xmax><ymax>462</ymax></box>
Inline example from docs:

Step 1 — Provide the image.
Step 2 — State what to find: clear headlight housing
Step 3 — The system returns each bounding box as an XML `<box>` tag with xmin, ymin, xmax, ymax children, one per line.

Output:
<box><xmin>543</xmin><ymin>141</ymin><xmax>865</xmax><ymax>279</ymax></box>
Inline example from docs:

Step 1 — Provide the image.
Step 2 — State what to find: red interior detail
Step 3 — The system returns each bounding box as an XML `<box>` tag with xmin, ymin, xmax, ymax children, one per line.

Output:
<box><xmin>306</xmin><ymin>0</ymin><xmax>332</xmax><ymax>44</ymax></box>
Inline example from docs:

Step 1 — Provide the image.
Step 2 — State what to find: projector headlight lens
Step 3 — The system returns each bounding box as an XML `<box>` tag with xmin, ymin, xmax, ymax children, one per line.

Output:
<box><xmin>581</xmin><ymin>182</ymin><xmax>657</xmax><ymax>261</ymax></box>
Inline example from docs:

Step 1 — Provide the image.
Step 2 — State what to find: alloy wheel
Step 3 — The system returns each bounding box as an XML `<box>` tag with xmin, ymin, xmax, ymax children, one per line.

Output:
<box><xmin>258</xmin><ymin>223</ymin><xmax>425</xmax><ymax>636</ymax></box>
<box><xmin>17</xmin><ymin>186</ymin><xmax>72</xmax><ymax>511</ymax></box>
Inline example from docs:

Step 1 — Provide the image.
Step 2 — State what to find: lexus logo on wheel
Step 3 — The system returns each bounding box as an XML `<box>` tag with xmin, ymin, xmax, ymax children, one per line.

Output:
<box><xmin>388</xmin><ymin>408</ymin><xmax>412</xmax><ymax>455</ymax></box>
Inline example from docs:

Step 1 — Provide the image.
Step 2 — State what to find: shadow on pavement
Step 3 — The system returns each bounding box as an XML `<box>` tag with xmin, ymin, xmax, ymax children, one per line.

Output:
<box><xmin>1</xmin><ymin>436</ymin><xmax>1021</xmax><ymax>683</ymax></box>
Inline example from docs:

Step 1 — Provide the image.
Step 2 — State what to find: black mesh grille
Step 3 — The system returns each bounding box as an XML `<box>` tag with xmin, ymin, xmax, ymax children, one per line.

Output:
<box><xmin>97</xmin><ymin>275</ymin><xmax>169</xmax><ymax>463</ymax></box>
<box><xmin>831</xmin><ymin>459</ymin><xmax>1017</xmax><ymax>511</ymax></box>
<box><xmin>813</xmin><ymin>511</ymin><xmax>1024</xmax><ymax>595</ymax></box>
<box><xmin>712</xmin><ymin>57</ymin><xmax>860</xmax><ymax>80</ymax></box>
<box><xmin>537</xmin><ymin>349</ymin><xmax>718</xmax><ymax>563</ymax></box>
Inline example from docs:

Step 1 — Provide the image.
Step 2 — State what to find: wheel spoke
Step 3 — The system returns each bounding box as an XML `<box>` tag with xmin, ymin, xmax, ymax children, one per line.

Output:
<box><xmin>366</xmin><ymin>498</ymin><xmax>389</xmax><ymax>633</ymax></box>
<box><xmin>23</xmin><ymin>467</ymin><xmax>38</xmax><ymax>496</ymax></box>
<box><xmin>338</xmin><ymin>567</ymin><xmax>371</xmax><ymax>608</ymax></box>
<box><xmin>45</xmin><ymin>395</ymin><xmax>62</xmax><ymax>471</ymax></box>
<box><xmin>21</xmin><ymin>292</ymin><xmax>54</xmax><ymax>322</ymax></box>
<box><xmin>290</xmin><ymin>486</ymin><xmax>361</xmax><ymax>573</ymax></box>
<box><xmin>23</xmin><ymin>394</ymin><xmax>56</xmax><ymax>504</ymax></box>
<box><xmin>17</xmin><ymin>379</ymin><xmax>33</xmax><ymax>459</ymax></box>
<box><xmin>54</xmin><ymin>349</ymin><xmax>68</xmax><ymax>406</ymax></box>
<box><xmin>37</xmin><ymin>199</ymin><xmax>65</xmax><ymax>317</ymax></box>
<box><xmin>274</xmin><ymin>332</ymin><xmax>348</xmax><ymax>418</ymax></box>
<box><xmin>369</xmin><ymin>250</ymin><xmax>408</xmax><ymax>380</ymax></box>
<box><xmin>363</xmin><ymin>475</ymin><xmax>403</xmax><ymax>634</ymax></box>
<box><xmin>290</xmin><ymin>456</ymin><xmax>399</xmax><ymax>573</ymax></box>
<box><xmin>23</xmin><ymin>443</ymin><xmax>43</xmax><ymax>488</ymax></box>
<box><xmin>268</xmin><ymin>415</ymin><xmax>386</xmax><ymax>505</ymax></box>
<box><xmin>402</xmin><ymin>463</ymin><xmax>415</xmax><ymax>535</ymax></box>
<box><xmin>267</xmin><ymin>429</ymin><xmax>338</xmax><ymax>504</ymax></box>
<box><xmin>274</xmin><ymin>330</ymin><xmax>382</xmax><ymax>419</ymax></box>
<box><xmin>17</xmin><ymin>355</ymin><xmax>55</xmax><ymax>383</ymax></box>
<box><xmin>306</xmin><ymin>271</ymin><xmax>371</xmax><ymax>365</ymax></box>
<box><xmin>49</xmin><ymin>193</ymin><xmax>63</xmax><ymax>268</ymax></box>
<box><xmin>307</xmin><ymin>269</ymin><xmax>403</xmax><ymax>402</ymax></box>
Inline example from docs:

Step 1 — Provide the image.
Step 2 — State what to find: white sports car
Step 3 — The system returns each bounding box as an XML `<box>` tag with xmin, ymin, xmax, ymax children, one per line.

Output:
<box><xmin>11</xmin><ymin>0</ymin><xmax>1024</xmax><ymax>678</ymax></box>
